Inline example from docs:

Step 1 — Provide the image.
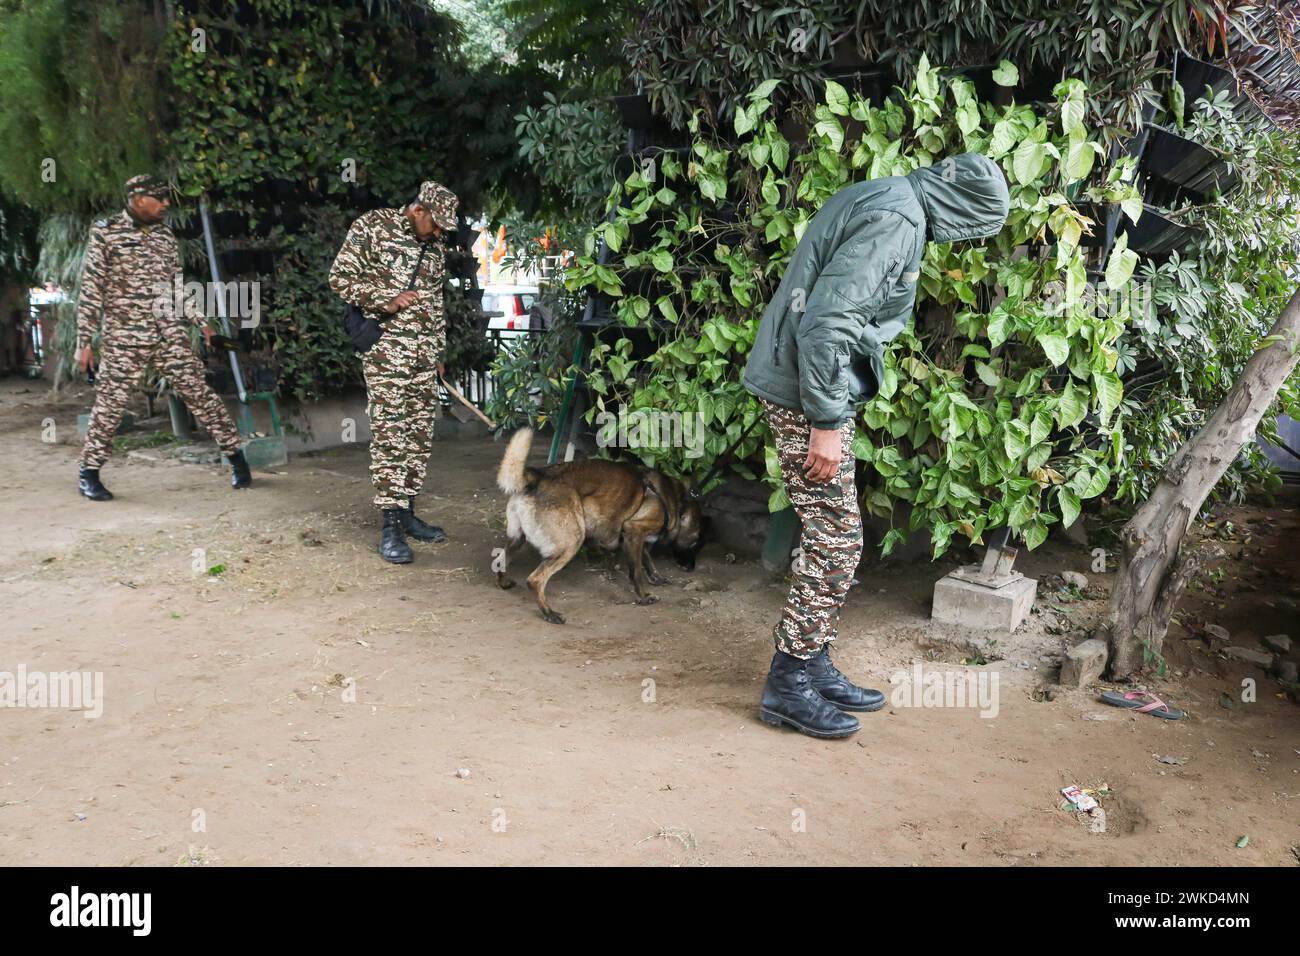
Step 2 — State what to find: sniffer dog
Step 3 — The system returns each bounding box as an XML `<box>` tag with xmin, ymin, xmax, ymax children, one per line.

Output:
<box><xmin>495</xmin><ymin>429</ymin><xmax>703</xmax><ymax>624</ymax></box>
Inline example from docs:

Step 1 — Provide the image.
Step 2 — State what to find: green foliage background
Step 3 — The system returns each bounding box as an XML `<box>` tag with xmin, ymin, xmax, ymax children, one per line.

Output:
<box><xmin>565</xmin><ymin>56</ymin><xmax>1297</xmax><ymax>557</ymax></box>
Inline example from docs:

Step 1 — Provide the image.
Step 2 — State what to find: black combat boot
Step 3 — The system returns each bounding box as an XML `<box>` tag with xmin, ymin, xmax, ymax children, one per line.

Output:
<box><xmin>759</xmin><ymin>650</ymin><xmax>860</xmax><ymax>738</ymax></box>
<box><xmin>228</xmin><ymin>449</ymin><xmax>252</xmax><ymax>489</ymax></box>
<box><xmin>78</xmin><ymin>466</ymin><xmax>113</xmax><ymax>502</ymax></box>
<box><xmin>402</xmin><ymin>496</ymin><xmax>446</xmax><ymax>542</ymax></box>
<box><xmin>806</xmin><ymin>644</ymin><xmax>886</xmax><ymax>712</ymax></box>
<box><xmin>379</xmin><ymin>508</ymin><xmax>413</xmax><ymax>564</ymax></box>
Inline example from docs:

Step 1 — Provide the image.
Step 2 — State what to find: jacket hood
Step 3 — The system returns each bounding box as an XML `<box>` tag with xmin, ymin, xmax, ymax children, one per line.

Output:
<box><xmin>906</xmin><ymin>154</ymin><xmax>1010</xmax><ymax>243</ymax></box>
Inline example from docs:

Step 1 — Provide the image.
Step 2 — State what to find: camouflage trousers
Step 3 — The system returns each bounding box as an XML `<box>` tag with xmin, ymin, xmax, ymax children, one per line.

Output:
<box><xmin>81</xmin><ymin>337</ymin><xmax>242</xmax><ymax>470</ymax></box>
<box><xmin>361</xmin><ymin>331</ymin><xmax>438</xmax><ymax>510</ymax></box>
<box><xmin>761</xmin><ymin>399</ymin><xmax>862</xmax><ymax>659</ymax></box>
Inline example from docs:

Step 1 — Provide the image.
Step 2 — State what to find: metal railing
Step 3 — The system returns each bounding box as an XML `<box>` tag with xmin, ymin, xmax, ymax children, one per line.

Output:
<box><xmin>449</xmin><ymin>327</ymin><xmax>546</xmax><ymax>412</ymax></box>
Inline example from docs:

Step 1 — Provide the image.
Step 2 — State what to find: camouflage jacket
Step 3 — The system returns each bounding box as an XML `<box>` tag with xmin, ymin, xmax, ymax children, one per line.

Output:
<box><xmin>76</xmin><ymin>211</ymin><xmax>200</xmax><ymax>351</ymax></box>
<box><xmin>328</xmin><ymin>207</ymin><xmax>447</xmax><ymax>351</ymax></box>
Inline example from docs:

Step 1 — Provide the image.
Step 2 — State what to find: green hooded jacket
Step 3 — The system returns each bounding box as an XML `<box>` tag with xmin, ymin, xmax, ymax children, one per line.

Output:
<box><xmin>742</xmin><ymin>153</ymin><xmax>1010</xmax><ymax>428</ymax></box>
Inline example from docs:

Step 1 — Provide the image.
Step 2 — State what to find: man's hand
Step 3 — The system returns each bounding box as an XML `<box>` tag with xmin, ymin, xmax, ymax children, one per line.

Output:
<box><xmin>382</xmin><ymin>291</ymin><xmax>419</xmax><ymax>314</ymax></box>
<box><xmin>77</xmin><ymin>346</ymin><xmax>94</xmax><ymax>374</ymax></box>
<box><xmin>201</xmin><ymin>326</ymin><xmax>214</xmax><ymax>348</ymax></box>
<box><xmin>803</xmin><ymin>426</ymin><xmax>843</xmax><ymax>483</ymax></box>
<box><xmin>436</xmin><ymin>361</ymin><xmax>445</xmax><ymax>378</ymax></box>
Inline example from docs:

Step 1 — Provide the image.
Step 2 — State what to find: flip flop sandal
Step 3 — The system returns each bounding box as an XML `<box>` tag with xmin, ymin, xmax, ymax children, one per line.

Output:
<box><xmin>1099</xmin><ymin>690</ymin><xmax>1186</xmax><ymax>720</ymax></box>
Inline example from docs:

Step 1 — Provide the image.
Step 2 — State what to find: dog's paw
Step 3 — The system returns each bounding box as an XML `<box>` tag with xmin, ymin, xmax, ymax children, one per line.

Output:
<box><xmin>541</xmin><ymin>608</ymin><xmax>566</xmax><ymax>625</ymax></box>
<box><xmin>497</xmin><ymin>575</ymin><xmax>517</xmax><ymax>590</ymax></box>
<box><xmin>647</xmin><ymin>572</ymin><xmax>669</xmax><ymax>586</ymax></box>
<box><xmin>634</xmin><ymin>594</ymin><xmax>660</xmax><ymax>606</ymax></box>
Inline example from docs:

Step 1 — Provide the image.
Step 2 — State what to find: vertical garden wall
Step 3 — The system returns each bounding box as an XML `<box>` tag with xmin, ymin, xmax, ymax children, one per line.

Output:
<box><xmin>0</xmin><ymin>0</ymin><xmax>545</xmax><ymax>397</ymax></box>
<box><xmin>539</xmin><ymin>0</ymin><xmax>1300</xmax><ymax>557</ymax></box>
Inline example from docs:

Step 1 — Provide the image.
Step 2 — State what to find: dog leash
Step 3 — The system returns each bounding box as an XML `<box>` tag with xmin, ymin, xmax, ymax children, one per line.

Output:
<box><xmin>640</xmin><ymin>473</ymin><xmax>673</xmax><ymax>539</ymax></box>
<box><xmin>689</xmin><ymin>411</ymin><xmax>763</xmax><ymax>500</ymax></box>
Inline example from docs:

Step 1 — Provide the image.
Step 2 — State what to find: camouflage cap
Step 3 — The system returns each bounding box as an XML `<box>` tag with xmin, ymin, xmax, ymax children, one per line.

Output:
<box><xmin>416</xmin><ymin>180</ymin><xmax>458</xmax><ymax>229</ymax></box>
<box><xmin>125</xmin><ymin>174</ymin><xmax>170</xmax><ymax>200</ymax></box>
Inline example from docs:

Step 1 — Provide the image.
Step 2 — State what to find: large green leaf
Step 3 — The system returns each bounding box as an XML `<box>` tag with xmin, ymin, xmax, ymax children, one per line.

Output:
<box><xmin>1036</xmin><ymin>332</ymin><xmax>1069</xmax><ymax>367</ymax></box>
<box><xmin>992</xmin><ymin>60</ymin><xmax>1019</xmax><ymax>87</ymax></box>
<box><xmin>824</xmin><ymin>80</ymin><xmax>849</xmax><ymax>117</ymax></box>
<box><xmin>1013</xmin><ymin>140</ymin><xmax>1047</xmax><ymax>184</ymax></box>
<box><xmin>1104</xmin><ymin>232</ymin><xmax>1137</xmax><ymax>290</ymax></box>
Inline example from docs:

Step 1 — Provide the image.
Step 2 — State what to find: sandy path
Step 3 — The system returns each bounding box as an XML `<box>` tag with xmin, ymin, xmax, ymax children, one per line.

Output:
<box><xmin>0</xmin><ymin>379</ymin><xmax>1295</xmax><ymax>866</ymax></box>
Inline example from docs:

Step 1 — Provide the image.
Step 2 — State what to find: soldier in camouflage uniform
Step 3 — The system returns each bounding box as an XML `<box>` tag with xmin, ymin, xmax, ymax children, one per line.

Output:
<box><xmin>76</xmin><ymin>174</ymin><xmax>250</xmax><ymax>501</ymax></box>
<box><xmin>743</xmin><ymin>155</ymin><xmax>1009</xmax><ymax>738</ymax></box>
<box><xmin>761</xmin><ymin>399</ymin><xmax>863</xmax><ymax>659</ymax></box>
<box><xmin>329</xmin><ymin>180</ymin><xmax>457</xmax><ymax>564</ymax></box>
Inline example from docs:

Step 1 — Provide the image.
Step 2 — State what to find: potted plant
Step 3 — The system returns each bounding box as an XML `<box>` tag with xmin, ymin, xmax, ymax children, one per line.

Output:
<box><xmin>1174</xmin><ymin>51</ymin><xmax>1235</xmax><ymax>104</ymax></box>
<box><xmin>1141</xmin><ymin>126</ymin><xmax>1236</xmax><ymax>197</ymax></box>
<box><xmin>1118</xmin><ymin>204</ymin><xmax>1196</xmax><ymax>256</ymax></box>
<box><xmin>613</xmin><ymin>93</ymin><xmax>652</xmax><ymax>131</ymax></box>
<box><xmin>817</xmin><ymin>68</ymin><xmax>892</xmax><ymax>108</ymax></box>
<box><xmin>1073</xmin><ymin>201</ymin><xmax>1119</xmax><ymax>251</ymax></box>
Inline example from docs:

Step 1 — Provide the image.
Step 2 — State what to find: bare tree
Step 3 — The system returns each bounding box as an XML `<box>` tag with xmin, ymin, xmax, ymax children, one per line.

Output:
<box><xmin>1105</xmin><ymin>286</ymin><xmax>1300</xmax><ymax>679</ymax></box>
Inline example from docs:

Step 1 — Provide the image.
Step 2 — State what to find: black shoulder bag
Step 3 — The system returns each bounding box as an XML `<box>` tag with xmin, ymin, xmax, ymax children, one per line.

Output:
<box><xmin>342</xmin><ymin>243</ymin><xmax>429</xmax><ymax>354</ymax></box>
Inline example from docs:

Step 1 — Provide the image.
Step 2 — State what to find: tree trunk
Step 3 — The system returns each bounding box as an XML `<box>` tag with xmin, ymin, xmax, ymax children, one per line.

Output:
<box><xmin>1106</xmin><ymin>286</ymin><xmax>1300</xmax><ymax>679</ymax></box>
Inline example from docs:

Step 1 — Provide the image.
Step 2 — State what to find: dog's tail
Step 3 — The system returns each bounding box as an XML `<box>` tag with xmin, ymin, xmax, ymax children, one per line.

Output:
<box><xmin>497</xmin><ymin>428</ymin><xmax>539</xmax><ymax>495</ymax></box>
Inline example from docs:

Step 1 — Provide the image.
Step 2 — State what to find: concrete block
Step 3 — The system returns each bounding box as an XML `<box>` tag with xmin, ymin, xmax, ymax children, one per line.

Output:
<box><xmin>1060</xmin><ymin>638</ymin><xmax>1109</xmax><ymax>688</ymax></box>
<box><xmin>931</xmin><ymin>571</ymin><xmax>1037</xmax><ymax>632</ymax></box>
<box><xmin>77</xmin><ymin>411</ymin><xmax>133</xmax><ymax>438</ymax></box>
<box><xmin>234</xmin><ymin>436</ymin><xmax>288</xmax><ymax>469</ymax></box>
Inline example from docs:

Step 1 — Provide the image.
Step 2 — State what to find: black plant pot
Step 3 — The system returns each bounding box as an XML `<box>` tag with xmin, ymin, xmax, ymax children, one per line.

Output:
<box><xmin>617</xmin><ymin>266</ymin><xmax>699</xmax><ymax>304</ymax></box>
<box><xmin>613</xmin><ymin>146</ymin><xmax>690</xmax><ymax>182</ymax></box>
<box><xmin>1142</xmin><ymin>126</ymin><xmax>1237</xmax><ymax>197</ymax></box>
<box><xmin>1014</xmin><ymin>64</ymin><xmax>1060</xmax><ymax>105</ymax></box>
<box><xmin>267</xmin><ymin>178</ymin><xmax>308</xmax><ymax>204</ymax></box>
<box><xmin>829</xmin><ymin>40</ymin><xmax>872</xmax><ymax>70</ymax></box>
<box><xmin>1118</xmin><ymin>204</ymin><xmax>1195</xmax><ymax>256</ymax></box>
<box><xmin>1073</xmin><ymin>201</ymin><xmax>1119</xmax><ymax>250</ymax></box>
<box><xmin>613</xmin><ymin>92</ymin><xmax>687</xmax><ymax>148</ymax></box>
<box><xmin>819</xmin><ymin>68</ymin><xmax>892</xmax><ymax>108</ymax></box>
<box><xmin>586</xmin><ymin>315</ymin><xmax>669</xmax><ymax>356</ymax></box>
<box><xmin>1174</xmin><ymin>53</ymin><xmax>1235</xmax><ymax>105</ymax></box>
<box><xmin>251</xmin><ymin>367</ymin><xmax>278</xmax><ymax>392</ymax></box>
<box><xmin>219</xmin><ymin>249</ymin><xmax>257</xmax><ymax>276</ymax></box>
<box><xmin>205</xmin><ymin>367</ymin><xmax>233</xmax><ymax>395</ymax></box>
<box><xmin>950</xmin><ymin>64</ymin><xmax>1004</xmax><ymax>106</ymax></box>
<box><xmin>613</xmin><ymin>93</ymin><xmax>653</xmax><ymax>131</ymax></box>
<box><xmin>210</xmin><ymin>210</ymin><xmax>249</xmax><ymax>238</ymax></box>
<box><xmin>345</xmin><ymin>184</ymin><xmax>376</xmax><ymax>210</ymax></box>
<box><xmin>277</xmin><ymin>206</ymin><xmax>306</xmax><ymax>235</ymax></box>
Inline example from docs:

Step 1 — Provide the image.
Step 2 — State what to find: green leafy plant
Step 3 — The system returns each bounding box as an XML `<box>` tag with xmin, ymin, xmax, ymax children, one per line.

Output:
<box><xmin>485</xmin><ymin>287</ymin><xmax>581</xmax><ymax>430</ymax></box>
<box><xmin>567</xmin><ymin>60</ymin><xmax>1145</xmax><ymax>558</ymax></box>
<box><xmin>1105</xmin><ymin>89</ymin><xmax>1300</xmax><ymax>515</ymax></box>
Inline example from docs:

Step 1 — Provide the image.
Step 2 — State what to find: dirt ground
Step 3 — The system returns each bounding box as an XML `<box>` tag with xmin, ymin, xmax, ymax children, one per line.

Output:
<box><xmin>0</xmin><ymin>377</ymin><xmax>1296</xmax><ymax>866</ymax></box>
